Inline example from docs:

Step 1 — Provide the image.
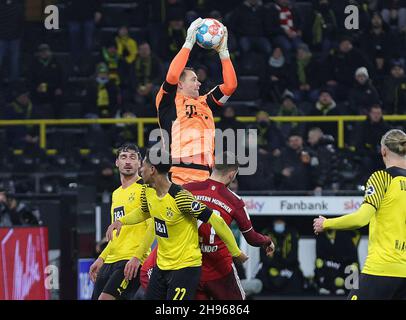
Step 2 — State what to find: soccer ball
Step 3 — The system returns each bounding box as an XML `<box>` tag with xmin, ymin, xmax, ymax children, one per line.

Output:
<box><xmin>196</xmin><ymin>18</ymin><xmax>225</xmax><ymax>49</ymax></box>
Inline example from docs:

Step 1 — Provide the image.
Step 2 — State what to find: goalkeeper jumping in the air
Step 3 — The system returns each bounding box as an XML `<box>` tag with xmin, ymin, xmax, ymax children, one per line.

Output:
<box><xmin>154</xmin><ymin>17</ymin><xmax>238</xmax><ymax>185</ymax></box>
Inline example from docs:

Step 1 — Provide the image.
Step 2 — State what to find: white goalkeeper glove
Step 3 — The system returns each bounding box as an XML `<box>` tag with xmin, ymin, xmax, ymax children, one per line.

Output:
<box><xmin>183</xmin><ymin>17</ymin><xmax>204</xmax><ymax>50</ymax></box>
<box><xmin>215</xmin><ymin>26</ymin><xmax>230</xmax><ymax>60</ymax></box>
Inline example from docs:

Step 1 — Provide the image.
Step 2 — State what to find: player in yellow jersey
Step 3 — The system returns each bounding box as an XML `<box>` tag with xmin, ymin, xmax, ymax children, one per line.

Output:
<box><xmin>314</xmin><ymin>129</ymin><xmax>406</xmax><ymax>299</ymax></box>
<box><xmin>106</xmin><ymin>148</ymin><xmax>248</xmax><ymax>300</ymax></box>
<box><xmin>89</xmin><ymin>143</ymin><xmax>155</xmax><ymax>300</ymax></box>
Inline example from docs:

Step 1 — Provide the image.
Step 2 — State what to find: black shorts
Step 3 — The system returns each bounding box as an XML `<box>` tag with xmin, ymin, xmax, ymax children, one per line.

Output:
<box><xmin>145</xmin><ymin>265</ymin><xmax>201</xmax><ymax>300</ymax></box>
<box><xmin>91</xmin><ymin>260</ymin><xmax>140</xmax><ymax>300</ymax></box>
<box><xmin>348</xmin><ymin>273</ymin><xmax>406</xmax><ymax>300</ymax></box>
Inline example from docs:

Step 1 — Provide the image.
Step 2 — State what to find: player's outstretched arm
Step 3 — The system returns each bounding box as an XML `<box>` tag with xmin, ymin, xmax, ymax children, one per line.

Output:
<box><xmin>165</xmin><ymin>18</ymin><xmax>204</xmax><ymax>85</ymax></box>
<box><xmin>209</xmin><ymin>26</ymin><xmax>237</xmax><ymax>105</ymax></box>
<box><xmin>208</xmin><ymin>213</ymin><xmax>248</xmax><ymax>263</ymax></box>
<box><xmin>313</xmin><ymin>203</ymin><xmax>376</xmax><ymax>234</ymax></box>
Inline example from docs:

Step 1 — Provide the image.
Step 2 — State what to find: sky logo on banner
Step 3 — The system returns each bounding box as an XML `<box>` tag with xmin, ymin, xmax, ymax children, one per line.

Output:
<box><xmin>243</xmin><ymin>199</ymin><xmax>265</xmax><ymax>212</ymax></box>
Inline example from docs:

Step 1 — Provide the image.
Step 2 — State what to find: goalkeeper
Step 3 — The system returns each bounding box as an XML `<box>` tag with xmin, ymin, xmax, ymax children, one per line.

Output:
<box><xmin>155</xmin><ymin>17</ymin><xmax>238</xmax><ymax>185</ymax></box>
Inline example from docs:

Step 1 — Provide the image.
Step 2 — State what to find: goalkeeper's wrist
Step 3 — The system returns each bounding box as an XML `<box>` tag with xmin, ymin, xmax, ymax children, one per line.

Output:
<box><xmin>219</xmin><ymin>50</ymin><xmax>230</xmax><ymax>60</ymax></box>
<box><xmin>182</xmin><ymin>41</ymin><xmax>194</xmax><ymax>50</ymax></box>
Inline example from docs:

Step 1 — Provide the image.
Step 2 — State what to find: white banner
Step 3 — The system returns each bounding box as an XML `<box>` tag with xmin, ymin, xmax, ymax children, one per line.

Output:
<box><xmin>241</xmin><ymin>196</ymin><xmax>364</xmax><ymax>216</ymax></box>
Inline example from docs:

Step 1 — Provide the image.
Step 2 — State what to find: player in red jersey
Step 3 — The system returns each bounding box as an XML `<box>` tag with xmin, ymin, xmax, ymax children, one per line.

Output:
<box><xmin>140</xmin><ymin>152</ymin><xmax>274</xmax><ymax>299</ymax></box>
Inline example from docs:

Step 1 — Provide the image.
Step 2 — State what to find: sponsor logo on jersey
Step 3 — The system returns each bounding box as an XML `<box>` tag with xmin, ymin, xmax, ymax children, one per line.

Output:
<box><xmin>366</xmin><ymin>185</ymin><xmax>375</xmax><ymax>196</ymax></box>
<box><xmin>200</xmin><ymin>244</ymin><xmax>218</xmax><ymax>253</ymax></box>
<box><xmin>191</xmin><ymin>201</ymin><xmax>201</xmax><ymax>211</ymax></box>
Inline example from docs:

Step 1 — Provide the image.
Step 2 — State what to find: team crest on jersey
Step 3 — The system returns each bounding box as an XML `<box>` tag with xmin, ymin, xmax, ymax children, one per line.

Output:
<box><xmin>365</xmin><ymin>185</ymin><xmax>375</xmax><ymax>196</ymax></box>
<box><xmin>191</xmin><ymin>201</ymin><xmax>201</xmax><ymax>211</ymax></box>
<box><xmin>166</xmin><ymin>207</ymin><xmax>173</xmax><ymax>218</ymax></box>
<box><xmin>128</xmin><ymin>193</ymin><xmax>135</xmax><ymax>202</ymax></box>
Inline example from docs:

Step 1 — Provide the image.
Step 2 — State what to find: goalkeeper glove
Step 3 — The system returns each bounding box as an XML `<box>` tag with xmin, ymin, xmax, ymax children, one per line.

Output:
<box><xmin>183</xmin><ymin>17</ymin><xmax>204</xmax><ymax>50</ymax></box>
<box><xmin>215</xmin><ymin>26</ymin><xmax>230</xmax><ymax>60</ymax></box>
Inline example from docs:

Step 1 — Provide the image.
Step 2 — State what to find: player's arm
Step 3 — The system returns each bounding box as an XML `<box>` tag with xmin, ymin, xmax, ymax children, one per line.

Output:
<box><xmin>106</xmin><ymin>206</ymin><xmax>150</xmax><ymax>241</ymax></box>
<box><xmin>133</xmin><ymin>218</ymin><xmax>155</xmax><ymax>260</ymax></box>
<box><xmin>97</xmin><ymin>194</ymin><xmax>117</xmax><ymax>261</ymax></box>
<box><xmin>175</xmin><ymin>189</ymin><xmax>247</xmax><ymax>262</ymax></box>
<box><xmin>124</xmin><ymin>218</ymin><xmax>155</xmax><ymax>280</ymax></box>
<box><xmin>157</xmin><ymin>18</ymin><xmax>204</xmax><ymax>110</ymax></box>
<box><xmin>314</xmin><ymin>203</ymin><xmax>376</xmax><ymax>232</ymax></box>
<box><xmin>314</xmin><ymin>170</ymin><xmax>391</xmax><ymax>233</ymax></box>
<box><xmin>234</xmin><ymin>205</ymin><xmax>274</xmax><ymax>256</ymax></box>
<box><xmin>98</xmin><ymin>242</ymin><xmax>111</xmax><ymax>261</ymax></box>
<box><xmin>206</xmin><ymin>26</ymin><xmax>237</xmax><ymax>109</ymax></box>
<box><xmin>207</xmin><ymin>213</ymin><xmax>247</xmax><ymax>262</ymax></box>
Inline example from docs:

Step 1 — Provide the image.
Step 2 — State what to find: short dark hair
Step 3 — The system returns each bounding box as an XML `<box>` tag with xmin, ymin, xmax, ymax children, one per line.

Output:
<box><xmin>214</xmin><ymin>151</ymin><xmax>239</xmax><ymax>173</ymax></box>
<box><xmin>180</xmin><ymin>67</ymin><xmax>195</xmax><ymax>81</ymax></box>
<box><xmin>116</xmin><ymin>143</ymin><xmax>141</xmax><ymax>159</ymax></box>
<box><xmin>144</xmin><ymin>148</ymin><xmax>172</xmax><ymax>174</ymax></box>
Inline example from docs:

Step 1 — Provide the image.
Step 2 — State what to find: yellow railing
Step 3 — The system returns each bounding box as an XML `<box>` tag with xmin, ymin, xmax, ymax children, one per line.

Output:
<box><xmin>1</xmin><ymin>115</ymin><xmax>406</xmax><ymax>149</ymax></box>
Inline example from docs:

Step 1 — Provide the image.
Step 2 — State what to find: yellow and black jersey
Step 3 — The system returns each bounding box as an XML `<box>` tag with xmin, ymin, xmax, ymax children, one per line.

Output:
<box><xmin>361</xmin><ymin>167</ymin><xmax>406</xmax><ymax>277</ymax></box>
<box><xmin>99</xmin><ymin>178</ymin><xmax>153</xmax><ymax>264</ymax></box>
<box><xmin>121</xmin><ymin>183</ymin><xmax>213</xmax><ymax>270</ymax></box>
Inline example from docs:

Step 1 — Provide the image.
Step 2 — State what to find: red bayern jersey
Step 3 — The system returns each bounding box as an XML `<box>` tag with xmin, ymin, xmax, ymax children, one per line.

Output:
<box><xmin>184</xmin><ymin>178</ymin><xmax>269</xmax><ymax>282</ymax></box>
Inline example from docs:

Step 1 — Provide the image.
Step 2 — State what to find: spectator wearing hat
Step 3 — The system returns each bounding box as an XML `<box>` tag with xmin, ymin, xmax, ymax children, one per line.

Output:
<box><xmin>84</xmin><ymin>63</ymin><xmax>120</xmax><ymax>119</ymax></box>
<box><xmin>28</xmin><ymin>44</ymin><xmax>64</xmax><ymax>119</ymax></box>
<box><xmin>382</xmin><ymin>59</ymin><xmax>406</xmax><ymax>114</ymax></box>
<box><xmin>307</xmin><ymin>89</ymin><xmax>341</xmax><ymax>141</ymax></box>
<box><xmin>321</xmin><ymin>36</ymin><xmax>372</xmax><ymax>101</ymax></box>
<box><xmin>66</xmin><ymin>0</ymin><xmax>102</xmax><ymax>72</ymax></box>
<box><xmin>273</xmin><ymin>131</ymin><xmax>312</xmax><ymax>191</ymax></box>
<box><xmin>275</xmin><ymin>91</ymin><xmax>306</xmax><ymax>140</ymax></box>
<box><xmin>349</xmin><ymin>67</ymin><xmax>380</xmax><ymax>115</ymax></box>
<box><xmin>0</xmin><ymin>0</ymin><xmax>24</xmax><ymax>83</ymax></box>
<box><xmin>4</xmin><ymin>84</ymin><xmax>39</xmax><ymax>148</ymax></box>
<box><xmin>291</xmin><ymin>43</ymin><xmax>321</xmax><ymax>103</ymax></box>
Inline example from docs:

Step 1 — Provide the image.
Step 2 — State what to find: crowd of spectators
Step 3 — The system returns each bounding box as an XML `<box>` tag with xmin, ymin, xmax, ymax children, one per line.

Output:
<box><xmin>1</xmin><ymin>0</ymin><xmax>406</xmax><ymax>193</ymax></box>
